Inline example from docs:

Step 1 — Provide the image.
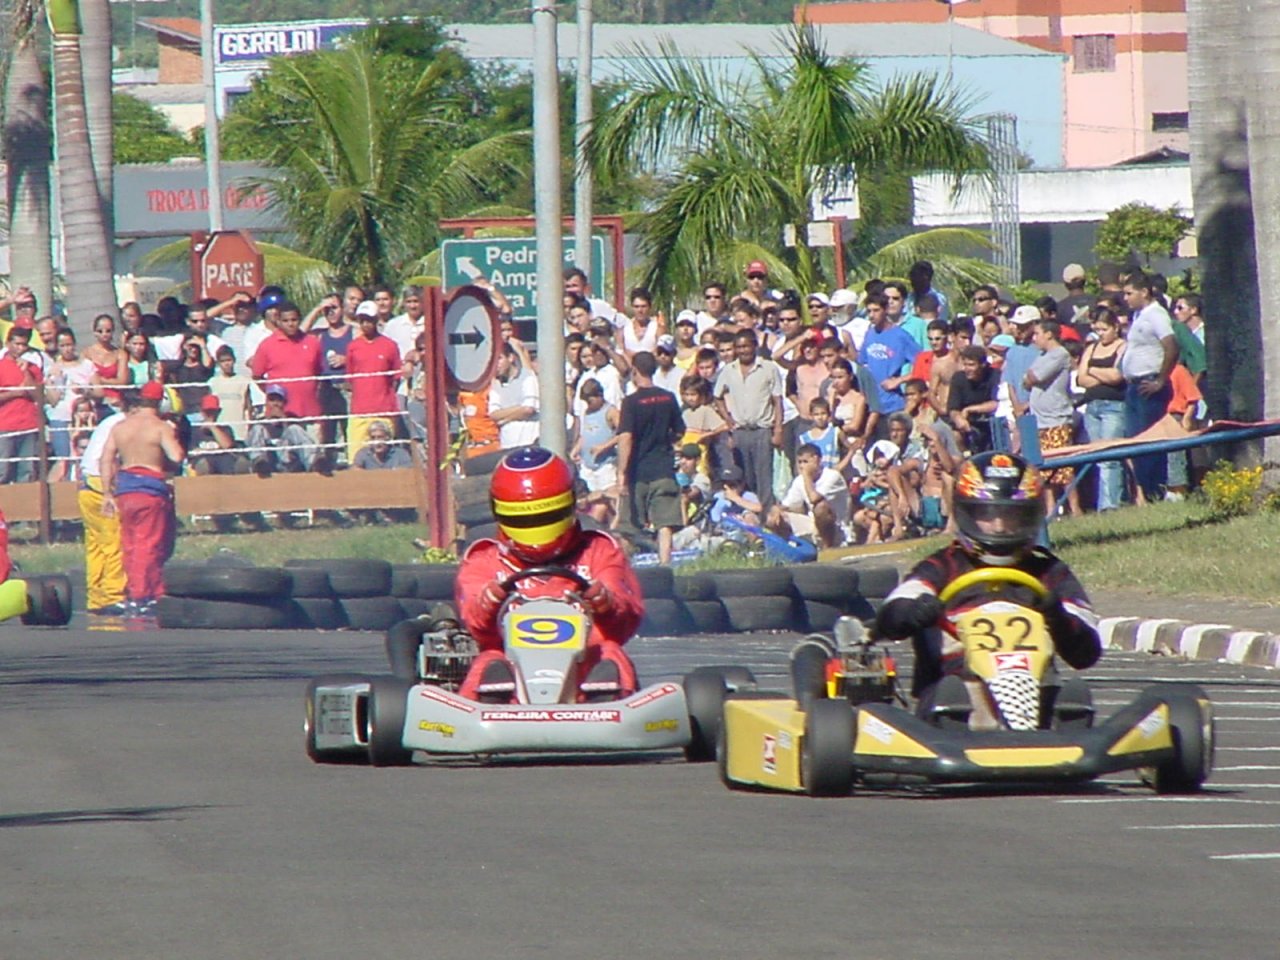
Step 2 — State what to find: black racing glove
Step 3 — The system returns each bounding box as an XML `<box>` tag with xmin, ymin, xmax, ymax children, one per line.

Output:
<box><xmin>876</xmin><ymin>593</ymin><xmax>944</xmax><ymax>639</ymax></box>
<box><xmin>907</xmin><ymin>594</ymin><xmax>945</xmax><ymax>631</ymax></box>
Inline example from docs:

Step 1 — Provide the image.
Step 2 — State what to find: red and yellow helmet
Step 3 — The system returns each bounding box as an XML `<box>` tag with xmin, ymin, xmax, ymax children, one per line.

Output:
<box><xmin>489</xmin><ymin>446</ymin><xmax>581</xmax><ymax>563</ymax></box>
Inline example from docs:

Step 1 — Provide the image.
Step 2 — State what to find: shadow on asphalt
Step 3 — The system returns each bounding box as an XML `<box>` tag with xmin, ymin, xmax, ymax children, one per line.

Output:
<box><xmin>0</xmin><ymin>804</ymin><xmax>215</xmax><ymax>829</ymax></box>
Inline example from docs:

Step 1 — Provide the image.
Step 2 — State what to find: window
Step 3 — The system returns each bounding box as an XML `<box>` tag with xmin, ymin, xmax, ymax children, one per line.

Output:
<box><xmin>1072</xmin><ymin>35</ymin><xmax>1116</xmax><ymax>73</ymax></box>
<box><xmin>1152</xmin><ymin>112</ymin><xmax>1189</xmax><ymax>132</ymax></box>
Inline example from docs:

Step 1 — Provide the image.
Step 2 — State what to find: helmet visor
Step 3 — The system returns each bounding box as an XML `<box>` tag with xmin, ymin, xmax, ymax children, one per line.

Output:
<box><xmin>955</xmin><ymin>499</ymin><xmax>1043</xmax><ymax>551</ymax></box>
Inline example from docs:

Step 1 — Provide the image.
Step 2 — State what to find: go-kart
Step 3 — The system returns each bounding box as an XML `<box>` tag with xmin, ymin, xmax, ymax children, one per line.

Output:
<box><xmin>719</xmin><ymin>567</ymin><xmax>1214</xmax><ymax>797</ymax></box>
<box><xmin>304</xmin><ymin>565</ymin><xmax>753</xmax><ymax>766</ymax></box>
<box><xmin>1</xmin><ymin>573</ymin><xmax>72</xmax><ymax>626</ymax></box>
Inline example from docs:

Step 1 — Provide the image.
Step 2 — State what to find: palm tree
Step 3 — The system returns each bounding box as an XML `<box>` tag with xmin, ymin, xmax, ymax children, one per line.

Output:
<box><xmin>587</xmin><ymin>24</ymin><xmax>990</xmax><ymax>302</ymax></box>
<box><xmin>46</xmin><ymin>0</ymin><xmax>117</xmax><ymax>335</ymax></box>
<box><xmin>223</xmin><ymin>29</ymin><xmax>530</xmax><ymax>287</ymax></box>
<box><xmin>1187</xmin><ymin>0</ymin><xmax>1262</xmax><ymax>434</ymax></box>
<box><xmin>78</xmin><ymin>0</ymin><xmax>114</xmax><ymax>238</ymax></box>
<box><xmin>3</xmin><ymin>4</ymin><xmax>54</xmax><ymax>315</ymax></box>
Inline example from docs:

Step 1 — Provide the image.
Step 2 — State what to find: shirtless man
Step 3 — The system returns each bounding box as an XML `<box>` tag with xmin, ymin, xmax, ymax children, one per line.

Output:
<box><xmin>101</xmin><ymin>381</ymin><xmax>185</xmax><ymax>616</ymax></box>
<box><xmin>928</xmin><ymin>315</ymin><xmax>974</xmax><ymax>418</ymax></box>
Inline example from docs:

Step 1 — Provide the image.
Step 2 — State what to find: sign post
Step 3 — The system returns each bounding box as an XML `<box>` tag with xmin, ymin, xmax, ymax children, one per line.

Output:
<box><xmin>191</xmin><ymin>230</ymin><xmax>264</xmax><ymax>301</ymax></box>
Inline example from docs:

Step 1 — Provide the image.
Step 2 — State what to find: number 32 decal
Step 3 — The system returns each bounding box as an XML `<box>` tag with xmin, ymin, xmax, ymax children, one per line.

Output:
<box><xmin>960</xmin><ymin>615</ymin><xmax>1039</xmax><ymax>652</ymax></box>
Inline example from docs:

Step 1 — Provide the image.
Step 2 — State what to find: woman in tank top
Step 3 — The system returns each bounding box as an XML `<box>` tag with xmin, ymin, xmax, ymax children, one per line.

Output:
<box><xmin>1077</xmin><ymin>307</ymin><xmax>1127</xmax><ymax>511</ymax></box>
<box><xmin>82</xmin><ymin>313</ymin><xmax>127</xmax><ymax>412</ymax></box>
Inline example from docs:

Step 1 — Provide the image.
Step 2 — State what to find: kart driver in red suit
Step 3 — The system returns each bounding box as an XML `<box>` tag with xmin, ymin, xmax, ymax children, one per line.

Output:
<box><xmin>455</xmin><ymin>446</ymin><xmax>643</xmax><ymax>702</ymax></box>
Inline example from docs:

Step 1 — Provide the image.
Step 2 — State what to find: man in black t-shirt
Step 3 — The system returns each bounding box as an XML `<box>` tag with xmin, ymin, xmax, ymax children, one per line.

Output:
<box><xmin>617</xmin><ymin>352</ymin><xmax>685</xmax><ymax>563</ymax></box>
<box><xmin>947</xmin><ymin>345</ymin><xmax>1000</xmax><ymax>454</ymax></box>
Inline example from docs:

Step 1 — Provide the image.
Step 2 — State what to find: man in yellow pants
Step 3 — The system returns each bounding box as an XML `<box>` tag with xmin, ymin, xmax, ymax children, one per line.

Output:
<box><xmin>78</xmin><ymin>410</ymin><xmax>128</xmax><ymax>614</ymax></box>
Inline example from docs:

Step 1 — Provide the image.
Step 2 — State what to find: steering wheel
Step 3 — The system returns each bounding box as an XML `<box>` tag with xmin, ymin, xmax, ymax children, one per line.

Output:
<box><xmin>499</xmin><ymin>565</ymin><xmax>592</xmax><ymax>594</ymax></box>
<box><xmin>937</xmin><ymin>567</ymin><xmax>1049</xmax><ymax>606</ymax></box>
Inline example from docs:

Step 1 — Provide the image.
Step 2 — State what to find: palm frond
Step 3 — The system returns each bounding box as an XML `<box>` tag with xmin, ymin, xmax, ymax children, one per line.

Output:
<box><xmin>859</xmin><ymin>228</ymin><xmax>1002</xmax><ymax>294</ymax></box>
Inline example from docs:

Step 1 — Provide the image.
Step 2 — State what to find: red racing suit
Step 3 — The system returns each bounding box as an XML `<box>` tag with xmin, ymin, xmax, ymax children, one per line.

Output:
<box><xmin>454</xmin><ymin>530</ymin><xmax>644</xmax><ymax>701</ymax></box>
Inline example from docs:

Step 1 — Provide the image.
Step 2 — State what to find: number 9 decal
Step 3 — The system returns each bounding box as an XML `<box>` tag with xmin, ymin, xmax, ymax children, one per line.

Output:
<box><xmin>511</xmin><ymin>615</ymin><xmax>585</xmax><ymax>647</ymax></box>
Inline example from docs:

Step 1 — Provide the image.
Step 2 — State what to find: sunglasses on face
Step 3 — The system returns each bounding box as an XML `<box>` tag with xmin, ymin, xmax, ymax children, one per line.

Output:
<box><xmin>747</xmin><ymin>273</ymin><xmax>766</xmax><ymax>280</ymax></box>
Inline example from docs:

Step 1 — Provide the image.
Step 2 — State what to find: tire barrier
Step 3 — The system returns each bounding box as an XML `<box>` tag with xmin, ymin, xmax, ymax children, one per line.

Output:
<box><xmin>151</xmin><ymin>559</ymin><xmax>901</xmax><ymax>634</ymax></box>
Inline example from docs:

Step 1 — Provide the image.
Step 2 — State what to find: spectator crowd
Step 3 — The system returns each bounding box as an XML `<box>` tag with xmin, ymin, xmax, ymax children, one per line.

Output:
<box><xmin>0</xmin><ymin>255</ymin><xmax>1208</xmax><ymax>554</ymax></box>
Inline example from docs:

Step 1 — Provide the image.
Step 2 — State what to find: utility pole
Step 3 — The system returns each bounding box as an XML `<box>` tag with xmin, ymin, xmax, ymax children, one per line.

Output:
<box><xmin>201</xmin><ymin>0</ymin><xmax>223</xmax><ymax>232</ymax></box>
<box><xmin>532</xmin><ymin>1</ymin><xmax>566</xmax><ymax>454</ymax></box>
<box><xmin>574</xmin><ymin>0</ymin><xmax>594</xmax><ymax>278</ymax></box>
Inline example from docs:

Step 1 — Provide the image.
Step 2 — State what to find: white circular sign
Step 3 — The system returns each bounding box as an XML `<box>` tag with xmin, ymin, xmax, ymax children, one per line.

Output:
<box><xmin>442</xmin><ymin>287</ymin><xmax>500</xmax><ymax>392</ymax></box>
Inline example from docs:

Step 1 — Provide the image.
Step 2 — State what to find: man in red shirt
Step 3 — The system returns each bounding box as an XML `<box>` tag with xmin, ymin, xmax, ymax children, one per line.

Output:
<box><xmin>345</xmin><ymin>308</ymin><xmax>402</xmax><ymax>462</ymax></box>
<box><xmin>0</xmin><ymin>321</ymin><xmax>43</xmax><ymax>484</ymax></box>
<box><xmin>248</xmin><ymin>302</ymin><xmax>324</xmax><ymax>421</ymax></box>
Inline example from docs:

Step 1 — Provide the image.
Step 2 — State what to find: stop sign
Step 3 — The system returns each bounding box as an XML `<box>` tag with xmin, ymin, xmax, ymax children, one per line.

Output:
<box><xmin>191</xmin><ymin>230</ymin><xmax>265</xmax><ymax>301</ymax></box>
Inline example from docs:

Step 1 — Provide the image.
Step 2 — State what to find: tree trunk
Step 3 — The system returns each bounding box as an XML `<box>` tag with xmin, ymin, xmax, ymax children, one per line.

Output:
<box><xmin>77</xmin><ymin>0</ymin><xmax>113</xmax><ymax>240</ymax></box>
<box><xmin>1187</xmin><ymin>0</ymin><xmax>1263</xmax><ymax>460</ymax></box>
<box><xmin>4</xmin><ymin>31</ymin><xmax>54</xmax><ymax>316</ymax></box>
<box><xmin>50</xmin><ymin>31</ymin><xmax>117</xmax><ymax>336</ymax></box>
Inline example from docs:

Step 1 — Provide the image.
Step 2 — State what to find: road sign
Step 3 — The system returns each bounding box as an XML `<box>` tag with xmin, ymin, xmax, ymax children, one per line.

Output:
<box><xmin>442</xmin><ymin>286</ymin><xmax>501</xmax><ymax>392</ymax></box>
<box><xmin>441</xmin><ymin>236</ymin><xmax>605</xmax><ymax>318</ymax></box>
<box><xmin>191</xmin><ymin>230</ymin><xmax>264</xmax><ymax>302</ymax></box>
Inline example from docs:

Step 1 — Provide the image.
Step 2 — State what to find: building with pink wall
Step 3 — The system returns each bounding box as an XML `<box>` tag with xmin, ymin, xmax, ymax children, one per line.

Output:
<box><xmin>800</xmin><ymin>0</ymin><xmax>1188</xmax><ymax>168</ymax></box>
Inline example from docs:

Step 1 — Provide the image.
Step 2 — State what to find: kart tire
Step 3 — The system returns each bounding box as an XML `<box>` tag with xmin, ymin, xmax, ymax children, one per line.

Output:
<box><xmin>338</xmin><ymin>596</ymin><xmax>407</xmax><ymax>632</ymax></box>
<box><xmin>791</xmin><ymin>639</ymin><xmax>832</xmax><ymax>706</ymax></box>
<box><xmin>683</xmin><ymin>670</ymin><xmax>727</xmax><ymax>762</ymax></box>
<box><xmin>385</xmin><ymin>617</ymin><xmax>435</xmax><ymax>679</ymax></box>
<box><xmin>802</xmin><ymin>699</ymin><xmax>855</xmax><ymax>797</ymax></box>
<box><xmin>156</xmin><ymin>596</ymin><xmax>295</xmax><ymax>630</ymax></box>
<box><xmin>854</xmin><ymin>565</ymin><xmax>900</xmax><ymax>598</ymax></box>
<box><xmin>711</xmin><ymin>568</ymin><xmax>795</xmax><ymax>598</ymax></box>
<box><xmin>634</xmin><ymin>566</ymin><xmax>675</xmax><ymax>600</ymax></box>
<box><xmin>287</xmin><ymin>567</ymin><xmax>335</xmax><ymax>598</ymax></box>
<box><xmin>285</xmin><ymin>559</ymin><xmax>392</xmax><ymax>598</ymax></box>
<box><xmin>291</xmin><ymin>597</ymin><xmax>347</xmax><ymax>630</ymax></box>
<box><xmin>683</xmin><ymin>600</ymin><xmax>728</xmax><ymax>634</ymax></box>
<box><xmin>365</xmin><ymin>675</ymin><xmax>414</xmax><ymax>767</ymax></box>
<box><xmin>1152</xmin><ymin>685</ymin><xmax>1215</xmax><ymax>794</ymax></box>
<box><xmin>21</xmin><ymin>573</ymin><xmax>73</xmax><ymax>626</ymax></box>
<box><xmin>164</xmin><ymin>564</ymin><xmax>292</xmax><ymax>601</ymax></box>
<box><xmin>390</xmin><ymin>565</ymin><xmax>421</xmax><ymax>598</ymax></box>
<box><xmin>802</xmin><ymin>600</ymin><xmax>844</xmax><ymax>632</ymax></box>
<box><xmin>721</xmin><ymin>595</ymin><xmax>801</xmax><ymax>633</ymax></box>
<box><xmin>455</xmin><ymin>500</ymin><xmax>495</xmax><ymax>528</ymax></box>
<box><xmin>304</xmin><ymin>674</ymin><xmax>371</xmax><ymax>764</ymax></box>
<box><xmin>690</xmin><ymin>665</ymin><xmax>757</xmax><ymax>691</ymax></box>
<box><xmin>397</xmin><ymin>598</ymin><xmax>434</xmax><ymax>620</ymax></box>
<box><xmin>674</xmin><ymin>572</ymin><xmax>717</xmax><ymax>602</ymax></box>
<box><xmin>790</xmin><ymin>564</ymin><xmax>860</xmax><ymax>604</ymax></box>
<box><xmin>638</xmin><ymin>598</ymin><xmax>691</xmax><ymax>637</ymax></box>
<box><xmin>413</xmin><ymin>565</ymin><xmax>460</xmax><ymax>601</ymax></box>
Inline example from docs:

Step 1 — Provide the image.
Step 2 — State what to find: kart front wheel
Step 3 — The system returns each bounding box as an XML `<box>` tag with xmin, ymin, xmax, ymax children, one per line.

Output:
<box><xmin>1152</xmin><ymin>686</ymin><xmax>1214</xmax><ymax>794</ymax></box>
<box><xmin>365</xmin><ymin>676</ymin><xmax>414</xmax><ymax>767</ymax></box>
<box><xmin>684</xmin><ymin>670</ymin><xmax>728</xmax><ymax>762</ymax></box>
<box><xmin>801</xmin><ymin>700</ymin><xmax>854</xmax><ymax>797</ymax></box>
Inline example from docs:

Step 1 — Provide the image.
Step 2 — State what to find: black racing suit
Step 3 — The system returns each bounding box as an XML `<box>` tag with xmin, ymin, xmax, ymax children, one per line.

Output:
<box><xmin>876</xmin><ymin>542</ymin><xmax>1102</xmax><ymax>701</ymax></box>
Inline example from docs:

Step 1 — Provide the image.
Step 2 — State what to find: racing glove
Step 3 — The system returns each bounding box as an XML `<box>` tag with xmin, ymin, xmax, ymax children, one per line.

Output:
<box><xmin>582</xmin><ymin>581</ymin><xmax>616</xmax><ymax>618</ymax></box>
<box><xmin>876</xmin><ymin>593</ymin><xmax>944</xmax><ymax>639</ymax></box>
<box><xmin>476</xmin><ymin>580</ymin><xmax>510</xmax><ymax>622</ymax></box>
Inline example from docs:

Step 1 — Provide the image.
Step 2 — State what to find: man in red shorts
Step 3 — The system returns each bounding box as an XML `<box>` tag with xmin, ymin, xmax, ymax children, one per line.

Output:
<box><xmin>455</xmin><ymin>446</ymin><xmax>643</xmax><ymax>703</ymax></box>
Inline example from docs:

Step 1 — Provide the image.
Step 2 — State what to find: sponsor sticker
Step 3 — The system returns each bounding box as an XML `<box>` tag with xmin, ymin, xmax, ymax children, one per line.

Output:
<box><xmin>763</xmin><ymin>734</ymin><xmax>777</xmax><ymax>774</ymax></box>
<box><xmin>993</xmin><ymin>652</ymin><xmax>1032</xmax><ymax>673</ymax></box>
<box><xmin>778</xmin><ymin>731</ymin><xmax>794</xmax><ymax>751</ymax></box>
<box><xmin>480</xmin><ymin>709</ymin><xmax>622</xmax><ymax>723</ymax></box>
<box><xmin>862</xmin><ymin>714</ymin><xmax>896</xmax><ymax>745</ymax></box>
<box><xmin>644</xmin><ymin>719</ymin><xmax>680</xmax><ymax>733</ymax></box>
<box><xmin>317</xmin><ymin>693</ymin><xmax>353</xmax><ymax>735</ymax></box>
<box><xmin>418</xmin><ymin>721</ymin><xmax>456</xmax><ymax>738</ymax></box>
<box><xmin>1137</xmin><ymin>708</ymin><xmax>1166</xmax><ymax>738</ymax></box>
<box><xmin>626</xmin><ymin>683</ymin><xmax>680</xmax><ymax>709</ymax></box>
<box><xmin>419</xmin><ymin>686</ymin><xmax>476</xmax><ymax>713</ymax></box>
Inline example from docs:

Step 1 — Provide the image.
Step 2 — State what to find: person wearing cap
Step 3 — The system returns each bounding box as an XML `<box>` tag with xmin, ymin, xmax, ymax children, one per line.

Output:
<box><xmin>652</xmin><ymin>334</ymin><xmax>683</xmax><ymax>395</ymax></box>
<box><xmin>617</xmin><ymin>352</ymin><xmax>685</xmax><ymax>563</ymax></box>
<box><xmin>0</xmin><ymin>323</ymin><xmax>43</xmax><ymax>485</ymax></box>
<box><xmin>78</xmin><ymin>406</ymin><xmax>129</xmax><ymax>614</ymax></box>
<box><xmin>708</xmin><ymin>464</ymin><xmax>762</xmax><ymax>538</ymax></box>
<box><xmin>713</xmin><ymin>328</ymin><xmax>784</xmax><ymax>510</ymax></box>
<box><xmin>100</xmin><ymin>381</ymin><xmax>185</xmax><ymax>616</ymax></box>
<box><xmin>995</xmin><ymin>304</ymin><xmax>1044</xmax><ymax>451</ymax></box>
<box><xmin>1059</xmin><ymin>263</ymin><xmax>1093</xmax><ymax>336</ymax></box>
<box><xmin>737</xmin><ymin>260</ymin><xmax>776</xmax><ymax>310</ymax></box>
<box><xmin>806</xmin><ymin>291</ymin><xmax>831</xmax><ymax>325</ymax></box>
<box><xmin>673</xmin><ymin>310</ymin><xmax>700</xmax><ymax>368</ymax></box>
<box><xmin>353</xmin><ymin>418</ymin><xmax>411</xmax><ymax>471</ymax></box>
<box><xmin>189</xmin><ymin>394</ymin><xmax>249</xmax><ymax>479</ymax></box>
<box><xmin>346</xmin><ymin>303</ymin><xmax>402</xmax><ymax>463</ymax></box>
<box><xmin>246</xmin><ymin>384</ymin><xmax>326</xmax><ymax>476</ymax></box>
<box><xmin>827</xmin><ymin>288</ymin><xmax>867</xmax><ymax>354</ymax></box>
<box><xmin>249</xmin><ymin>300</ymin><xmax>325</xmax><ymax>432</ymax></box>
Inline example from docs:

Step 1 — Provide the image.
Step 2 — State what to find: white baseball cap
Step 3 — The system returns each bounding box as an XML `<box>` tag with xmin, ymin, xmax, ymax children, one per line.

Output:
<box><xmin>355</xmin><ymin>300</ymin><xmax>379</xmax><ymax>318</ymax></box>
<box><xmin>829</xmin><ymin>289</ymin><xmax>859</xmax><ymax>308</ymax></box>
<box><xmin>1010</xmin><ymin>304</ymin><xmax>1041</xmax><ymax>325</ymax></box>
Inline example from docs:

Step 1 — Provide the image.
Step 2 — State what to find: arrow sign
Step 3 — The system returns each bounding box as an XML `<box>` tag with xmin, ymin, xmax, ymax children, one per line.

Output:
<box><xmin>448</xmin><ymin>329</ymin><xmax>486</xmax><ymax>348</ymax></box>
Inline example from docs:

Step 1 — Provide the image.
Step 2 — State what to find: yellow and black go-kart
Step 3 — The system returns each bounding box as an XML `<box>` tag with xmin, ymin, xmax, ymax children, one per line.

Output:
<box><xmin>0</xmin><ymin>572</ymin><xmax>72</xmax><ymax>627</ymax></box>
<box><xmin>719</xmin><ymin>568</ymin><xmax>1214</xmax><ymax>797</ymax></box>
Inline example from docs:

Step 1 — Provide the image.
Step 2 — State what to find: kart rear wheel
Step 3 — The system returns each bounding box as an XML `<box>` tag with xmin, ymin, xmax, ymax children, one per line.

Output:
<box><xmin>304</xmin><ymin>674</ymin><xmax>371</xmax><ymax>765</ymax></box>
<box><xmin>791</xmin><ymin>639</ymin><xmax>832</xmax><ymax>707</ymax></box>
<box><xmin>365</xmin><ymin>676</ymin><xmax>414</xmax><ymax>767</ymax></box>
<box><xmin>684</xmin><ymin>670</ymin><xmax>727</xmax><ymax>762</ymax></box>
<box><xmin>690</xmin><ymin>664</ymin><xmax>757</xmax><ymax>690</ymax></box>
<box><xmin>801</xmin><ymin>699</ymin><xmax>854</xmax><ymax>797</ymax></box>
<box><xmin>1153</xmin><ymin>686</ymin><xmax>1214</xmax><ymax>794</ymax></box>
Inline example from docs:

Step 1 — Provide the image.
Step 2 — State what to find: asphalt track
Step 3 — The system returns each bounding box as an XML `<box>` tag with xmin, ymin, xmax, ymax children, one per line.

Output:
<box><xmin>2</xmin><ymin>618</ymin><xmax>1278</xmax><ymax>960</ymax></box>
